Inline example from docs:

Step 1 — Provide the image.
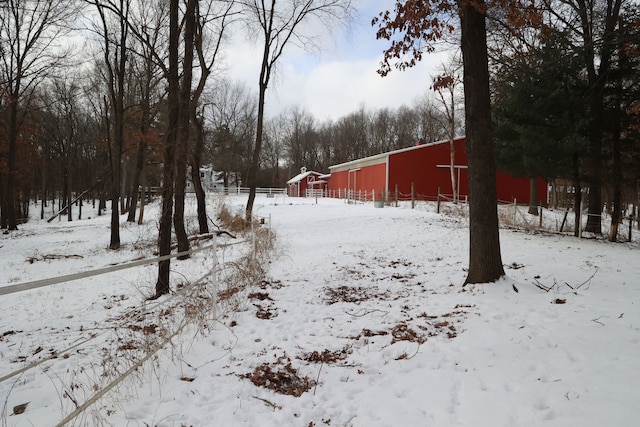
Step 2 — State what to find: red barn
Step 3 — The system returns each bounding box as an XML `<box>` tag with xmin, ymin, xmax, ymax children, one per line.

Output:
<box><xmin>325</xmin><ymin>137</ymin><xmax>547</xmax><ymax>204</ymax></box>
<box><xmin>287</xmin><ymin>167</ymin><xmax>325</xmax><ymax>197</ymax></box>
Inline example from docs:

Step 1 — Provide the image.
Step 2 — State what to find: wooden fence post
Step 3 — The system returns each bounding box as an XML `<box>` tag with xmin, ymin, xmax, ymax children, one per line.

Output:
<box><xmin>539</xmin><ymin>202</ymin><xmax>543</xmax><ymax>229</ymax></box>
<box><xmin>395</xmin><ymin>184</ymin><xmax>398</xmax><ymax>207</ymax></box>
<box><xmin>437</xmin><ymin>186</ymin><xmax>441</xmax><ymax>214</ymax></box>
<box><xmin>411</xmin><ymin>182</ymin><xmax>415</xmax><ymax>209</ymax></box>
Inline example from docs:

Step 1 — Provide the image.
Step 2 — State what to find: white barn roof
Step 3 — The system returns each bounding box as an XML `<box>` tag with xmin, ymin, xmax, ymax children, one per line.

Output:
<box><xmin>286</xmin><ymin>170</ymin><xmax>322</xmax><ymax>185</ymax></box>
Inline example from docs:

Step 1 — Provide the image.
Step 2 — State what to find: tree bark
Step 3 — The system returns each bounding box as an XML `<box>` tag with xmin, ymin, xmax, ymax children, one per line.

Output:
<box><xmin>127</xmin><ymin>138</ymin><xmax>146</xmax><ymax>222</ymax></box>
<box><xmin>5</xmin><ymin>97</ymin><xmax>20</xmax><ymax>230</ymax></box>
<box><xmin>572</xmin><ymin>153</ymin><xmax>581</xmax><ymax>237</ymax></box>
<box><xmin>191</xmin><ymin>112</ymin><xmax>209</xmax><ymax>234</ymax></box>
<box><xmin>155</xmin><ymin>0</ymin><xmax>180</xmax><ymax>298</ymax></box>
<box><xmin>459</xmin><ymin>0</ymin><xmax>505</xmax><ymax>284</ymax></box>
<box><xmin>608</xmin><ymin>63</ymin><xmax>622</xmax><ymax>242</ymax></box>
<box><xmin>173</xmin><ymin>0</ymin><xmax>197</xmax><ymax>260</ymax></box>
<box><xmin>581</xmin><ymin>0</ymin><xmax>622</xmax><ymax>234</ymax></box>
<box><xmin>528</xmin><ymin>177</ymin><xmax>539</xmax><ymax>216</ymax></box>
<box><xmin>246</xmin><ymin>39</ymin><xmax>270</xmax><ymax>223</ymax></box>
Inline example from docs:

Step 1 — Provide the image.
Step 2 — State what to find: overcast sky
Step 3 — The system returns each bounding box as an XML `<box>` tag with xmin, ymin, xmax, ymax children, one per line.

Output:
<box><xmin>223</xmin><ymin>1</ymin><xmax>454</xmax><ymax>122</ymax></box>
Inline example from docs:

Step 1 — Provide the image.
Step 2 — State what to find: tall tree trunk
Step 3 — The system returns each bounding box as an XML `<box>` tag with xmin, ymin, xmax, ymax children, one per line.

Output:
<box><xmin>109</xmin><ymin>108</ymin><xmax>122</xmax><ymax>249</ymax></box>
<box><xmin>449</xmin><ymin>139</ymin><xmax>457</xmax><ymax>203</ymax></box>
<box><xmin>137</xmin><ymin>162</ymin><xmax>146</xmax><ymax>225</ymax></box>
<box><xmin>155</xmin><ymin>0</ymin><xmax>180</xmax><ymax>298</ymax></box>
<box><xmin>109</xmin><ymin>159</ymin><xmax>121</xmax><ymax>247</ymax></box>
<box><xmin>173</xmin><ymin>0</ymin><xmax>196</xmax><ymax>260</ymax></box>
<box><xmin>449</xmin><ymin>89</ymin><xmax>457</xmax><ymax>203</ymax></box>
<box><xmin>62</xmin><ymin>166</ymin><xmax>69</xmax><ymax>219</ymax></box>
<box><xmin>581</xmin><ymin>0</ymin><xmax>621</xmax><ymax>234</ymax></box>
<box><xmin>608</xmin><ymin>59</ymin><xmax>623</xmax><ymax>242</ymax></box>
<box><xmin>127</xmin><ymin>138</ymin><xmax>146</xmax><ymax>222</ymax></box>
<box><xmin>246</xmin><ymin>82</ymin><xmax>266</xmax><ymax>223</ymax></box>
<box><xmin>191</xmin><ymin>112</ymin><xmax>209</xmax><ymax>234</ymax></box>
<box><xmin>67</xmin><ymin>156</ymin><xmax>73</xmax><ymax>222</ymax></box>
<box><xmin>572</xmin><ymin>153</ymin><xmax>582</xmax><ymax>237</ymax></box>
<box><xmin>41</xmin><ymin>153</ymin><xmax>47</xmax><ymax>220</ymax></box>
<box><xmin>528</xmin><ymin>177</ymin><xmax>539</xmax><ymax>215</ymax></box>
<box><xmin>459</xmin><ymin>0</ymin><xmax>504</xmax><ymax>284</ymax></box>
<box><xmin>105</xmin><ymin>5</ymin><xmax>128</xmax><ymax>250</ymax></box>
<box><xmin>6</xmin><ymin>100</ymin><xmax>20</xmax><ymax>230</ymax></box>
<box><xmin>0</xmin><ymin>173</ymin><xmax>6</xmax><ymax>228</ymax></box>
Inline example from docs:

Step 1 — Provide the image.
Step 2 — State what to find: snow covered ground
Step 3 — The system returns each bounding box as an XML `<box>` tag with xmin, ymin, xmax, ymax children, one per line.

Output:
<box><xmin>1</xmin><ymin>195</ymin><xmax>639</xmax><ymax>426</ymax></box>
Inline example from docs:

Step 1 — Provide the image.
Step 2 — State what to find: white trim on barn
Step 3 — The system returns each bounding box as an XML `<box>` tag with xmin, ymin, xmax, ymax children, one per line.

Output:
<box><xmin>287</xmin><ymin>167</ymin><xmax>324</xmax><ymax>197</ymax></box>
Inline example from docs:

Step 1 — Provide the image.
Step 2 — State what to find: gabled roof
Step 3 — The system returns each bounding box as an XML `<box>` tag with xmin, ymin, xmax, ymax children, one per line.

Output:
<box><xmin>329</xmin><ymin>136</ymin><xmax>465</xmax><ymax>173</ymax></box>
<box><xmin>286</xmin><ymin>170</ymin><xmax>323</xmax><ymax>185</ymax></box>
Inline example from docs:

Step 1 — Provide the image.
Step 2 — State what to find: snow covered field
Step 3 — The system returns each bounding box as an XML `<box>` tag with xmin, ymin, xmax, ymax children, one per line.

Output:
<box><xmin>1</xmin><ymin>195</ymin><xmax>639</xmax><ymax>426</ymax></box>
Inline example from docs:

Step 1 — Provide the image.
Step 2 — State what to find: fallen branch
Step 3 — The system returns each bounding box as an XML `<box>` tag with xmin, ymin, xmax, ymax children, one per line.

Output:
<box><xmin>345</xmin><ymin>308</ymin><xmax>389</xmax><ymax>318</ymax></box>
<box><xmin>313</xmin><ymin>361</ymin><xmax>323</xmax><ymax>395</ymax></box>
<box><xmin>532</xmin><ymin>278</ymin><xmax>554</xmax><ymax>292</ymax></box>
<box><xmin>575</xmin><ymin>268</ymin><xmax>598</xmax><ymax>290</ymax></box>
<box><xmin>253</xmin><ymin>396</ymin><xmax>281</xmax><ymax>411</ymax></box>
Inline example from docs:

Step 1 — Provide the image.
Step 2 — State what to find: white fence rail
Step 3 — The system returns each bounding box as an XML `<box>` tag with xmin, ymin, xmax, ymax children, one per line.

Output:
<box><xmin>0</xmin><ymin>233</ymin><xmax>230</xmax><ymax>296</ymax></box>
<box><xmin>0</xmin><ymin>232</ymin><xmax>247</xmax><ymax>426</ymax></box>
<box><xmin>216</xmin><ymin>187</ymin><xmax>286</xmax><ymax>195</ymax></box>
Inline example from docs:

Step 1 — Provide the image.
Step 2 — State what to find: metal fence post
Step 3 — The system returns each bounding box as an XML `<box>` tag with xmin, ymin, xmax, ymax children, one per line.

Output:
<box><xmin>411</xmin><ymin>182</ymin><xmax>415</xmax><ymax>209</ymax></box>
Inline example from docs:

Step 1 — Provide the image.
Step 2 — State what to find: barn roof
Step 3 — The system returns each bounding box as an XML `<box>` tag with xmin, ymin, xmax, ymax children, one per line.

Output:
<box><xmin>286</xmin><ymin>170</ymin><xmax>322</xmax><ymax>184</ymax></box>
<box><xmin>328</xmin><ymin>136</ymin><xmax>465</xmax><ymax>173</ymax></box>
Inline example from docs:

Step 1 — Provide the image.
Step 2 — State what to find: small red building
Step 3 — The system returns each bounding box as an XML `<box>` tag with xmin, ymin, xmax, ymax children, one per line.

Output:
<box><xmin>325</xmin><ymin>137</ymin><xmax>547</xmax><ymax>204</ymax></box>
<box><xmin>287</xmin><ymin>167</ymin><xmax>325</xmax><ymax>197</ymax></box>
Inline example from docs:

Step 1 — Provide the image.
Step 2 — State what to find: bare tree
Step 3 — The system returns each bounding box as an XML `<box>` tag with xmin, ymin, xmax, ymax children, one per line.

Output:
<box><xmin>374</xmin><ymin>0</ymin><xmax>534</xmax><ymax>284</ymax></box>
<box><xmin>87</xmin><ymin>0</ymin><xmax>133</xmax><ymax>249</ymax></box>
<box><xmin>204</xmin><ymin>79</ymin><xmax>256</xmax><ymax>189</ymax></box>
<box><xmin>187</xmin><ymin>0</ymin><xmax>236</xmax><ymax>235</ymax></box>
<box><xmin>544</xmin><ymin>0</ymin><xmax>623</xmax><ymax>235</ymax></box>
<box><xmin>172</xmin><ymin>0</ymin><xmax>197</xmax><ymax>260</ymax></box>
<box><xmin>154</xmin><ymin>0</ymin><xmax>179</xmax><ymax>298</ymax></box>
<box><xmin>413</xmin><ymin>94</ymin><xmax>448</xmax><ymax>145</ymax></box>
<box><xmin>369</xmin><ymin>108</ymin><xmax>394</xmax><ymax>153</ymax></box>
<box><xmin>0</xmin><ymin>0</ymin><xmax>78</xmax><ymax>230</ymax></box>
<box><xmin>172</xmin><ymin>0</ymin><xmax>236</xmax><ymax>255</ymax></box>
<box><xmin>431</xmin><ymin>54</ymin><xmax>463</xmax><ymax>202</ymax></box>
<box><xmin>239</xmin><ymin>0</ymin><xmax>354</xmax><ymax>222</ymax></box>
<box><xmin>281</xmin><ymin>105</ymin><xmax>317</xmax><ymax>170</ymax></box>
<box><xmin>392</xmin><ymin>105</ymin><xmax>421</xmax><ymax>150</ymax></box>
<box><xmin>263</xmin><ymin>115</ymin><xmax>286</xmax><ymax>185</ymax></box>
<box><xmin>125</xmin><ymin>0</ymin><xmax>166</xmax><ymax>224</ymax></box>
<box><xmin>41</xmin><ymin>77</ymin><xmax>83</xmax><ymax>221</ymax></box>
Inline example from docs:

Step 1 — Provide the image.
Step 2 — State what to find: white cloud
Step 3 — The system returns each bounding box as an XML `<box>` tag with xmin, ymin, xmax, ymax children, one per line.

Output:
<box><xmin>275</xmin><ymin>55</ymin><xmax>447</xmax><ymax>121</ymax></box>
<box><xmin>219</xmin><ymin>0</ymin><xmax>454</xmax><ymax>121</ymax></box>
<box><xmin>225</xmin><ymin>45</ymin><xmax>448</xmax><ymax>121</ymax></box>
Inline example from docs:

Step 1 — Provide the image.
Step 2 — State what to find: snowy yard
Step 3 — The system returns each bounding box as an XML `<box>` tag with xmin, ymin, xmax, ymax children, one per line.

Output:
<box><xmin>1</xmin><ymin>195</ymin><xmax>639</xmax><ymax>426</ymax></box>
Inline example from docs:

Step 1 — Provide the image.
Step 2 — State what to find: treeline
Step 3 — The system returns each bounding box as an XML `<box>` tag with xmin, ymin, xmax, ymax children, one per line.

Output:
<box><xmin>1</xmin><ymin>0</ymin><xmax>640</xmax><ymax>248</ymax></box>
<box><xmin>490</xmin><ymin>0</ymin><xmax>640</xmax><ymax>241</ymax></box>
<box><xmin>0</xmin><ymin>0</ymin><xmax>455</xmax><ymax>230</ymax></box>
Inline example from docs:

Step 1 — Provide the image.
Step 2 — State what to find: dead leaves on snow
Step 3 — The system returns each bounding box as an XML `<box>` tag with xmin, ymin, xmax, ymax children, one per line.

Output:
<box><xmin>242</xmin><ymin>357</ymin><xmax>316</xmax><ymax>397</ymax></box>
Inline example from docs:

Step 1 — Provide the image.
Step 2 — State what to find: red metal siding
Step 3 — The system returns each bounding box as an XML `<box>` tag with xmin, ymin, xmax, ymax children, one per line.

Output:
<box><xmin>288</xmin><ymin>172</ymin><xmax>324</xmax><ymax>197</ymax></box>
<box><xmin>330</xmin><ymin>170</ymin><xmax>349</xmax><ymax>191</ymax></box>
<box><xmin>495</xmin><ymin>173</ymin><xmax>547</xmax><ymax>205</ymax></box>
<box><xmin>388</xmin><ymin>138</ymin><xmax>468</xmax><ymax>200</ymax></box>
<box><xmin>352</xmin><ymin>163</ymin><xmax>387</xmax><ymax>197</ymax></box>
<box><xmin>324</xmin><ymin>137</ymin><xmax>547</xmax><ymax>205</ymax></box>
<box><xmin>327</xmin><ymin>164</ymin><xmax>386</xmax><ymax>199</ymax></box>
